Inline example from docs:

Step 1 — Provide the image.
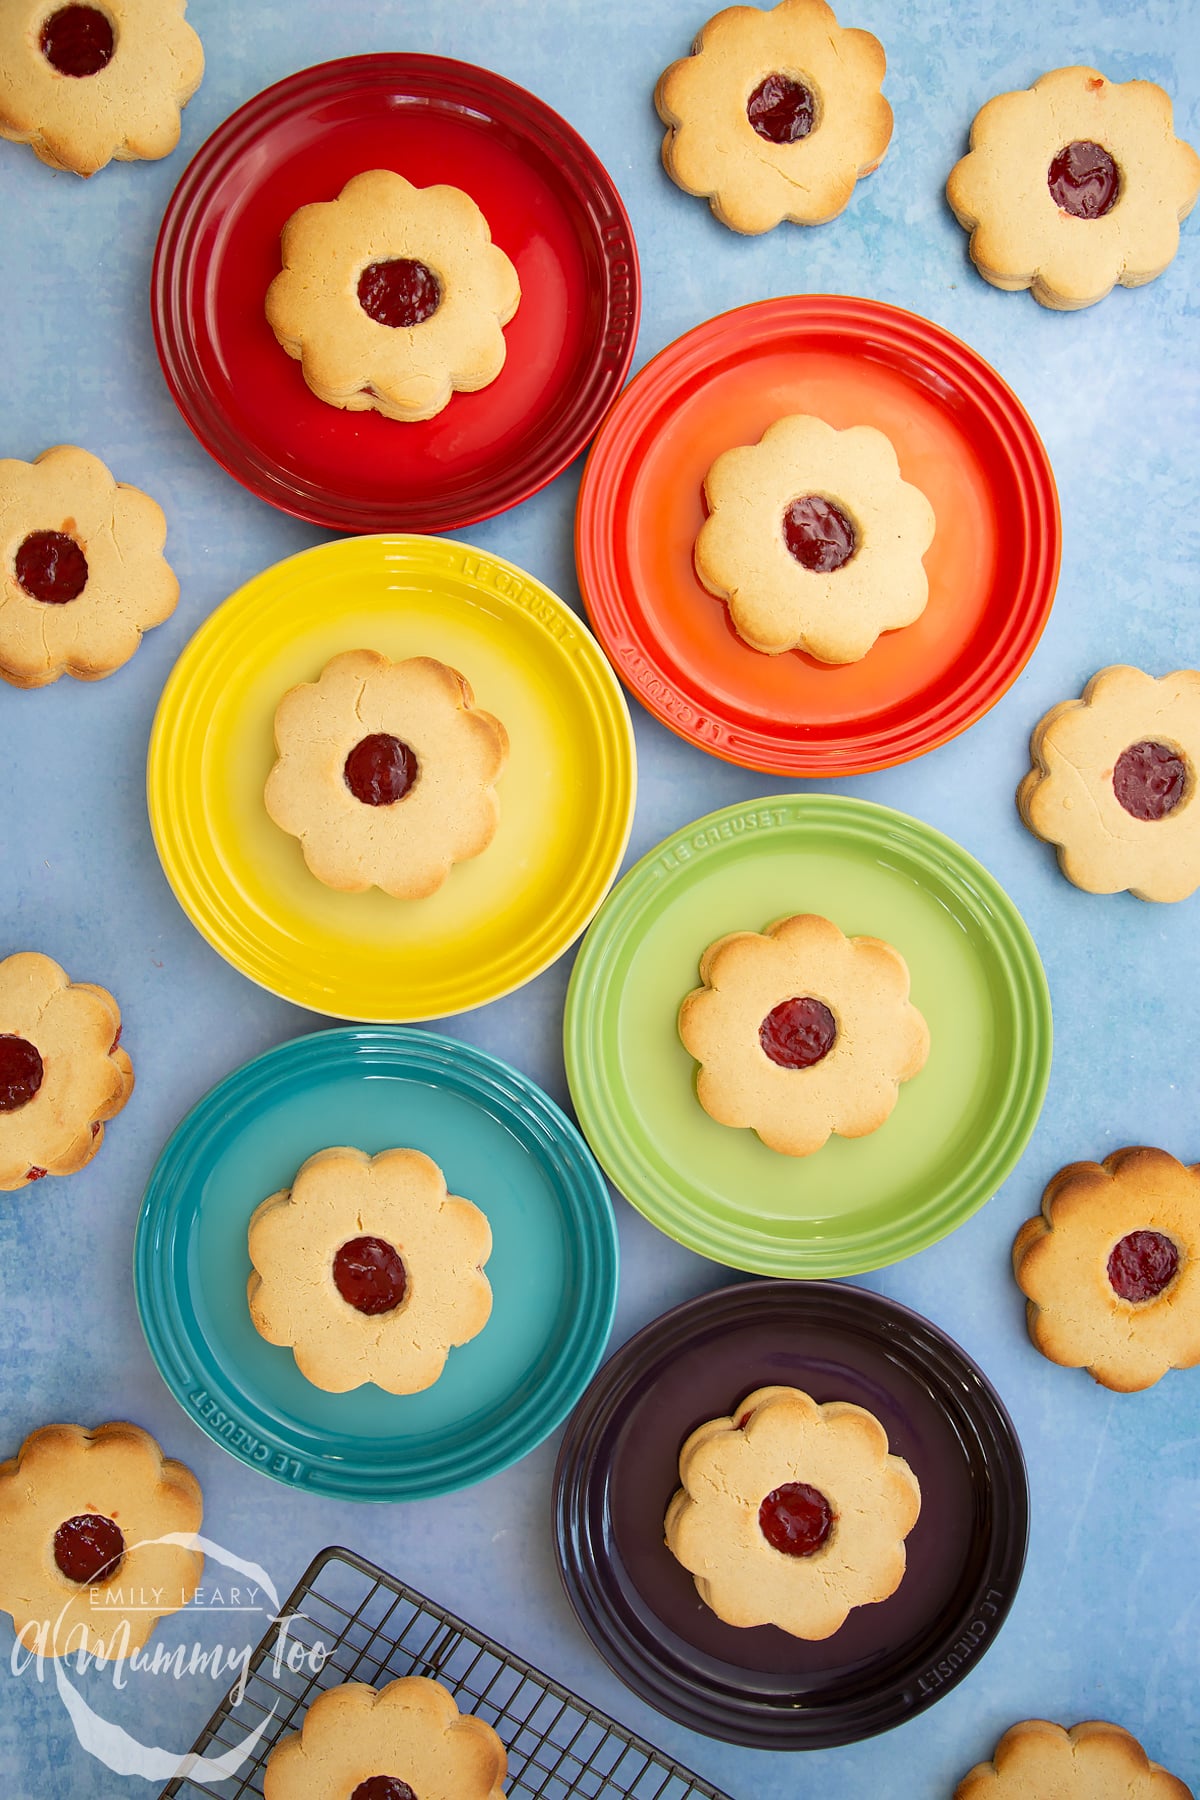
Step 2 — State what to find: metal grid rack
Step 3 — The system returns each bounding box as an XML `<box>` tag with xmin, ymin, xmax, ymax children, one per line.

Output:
<box><xmin>159</xmin><ymin>1545</ymin><xmax>734</xmax><ymax>1800</ymax></box>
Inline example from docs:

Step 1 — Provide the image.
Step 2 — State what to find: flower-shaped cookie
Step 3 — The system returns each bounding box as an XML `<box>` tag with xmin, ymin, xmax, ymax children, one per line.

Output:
<box><xmin>655</xmin><ymin>0</ymin><xmax>891</xmax><ymax>234</ymax></box>
<box><xmin>947</xmin><ymin>68</ymin><xmax>1200</xmax><ymax>310</ymax></box>
<box><xmin>0</xmin><ymin>1</ymin><xmax>204</xmax><ymax>177</ymax></box>
<box><xmin>954</xmin><ymin>1718</ymin><xmax>1192</xmax><ymax>1799</ymax></box>
<box><xmin>265</xmin><ymin>169</ymin><xmax>521</xmax><ymax>423</ymax></box>
<box><xmin>248</xmin><ymin>1146</ymin><xmax>493</xmax><ymax>1395</ymax></box>
<box><xmin>694</xmin><ymin>414</ymin><xmax>936</xmax><ymax>662</ymax></box>
<box><xmin>1018</xmin><ymin>666</ymin><xmax>1200</xmax><ymax>902</ymax></box>
<box><xmin>263</xmin><ymin>1677</ymin><xmax>506</xmax><ymax>1800</ymax></box>
<box><xmin>664</xmin><ymin>1385</ymin><xmax>920</xmax><ymax>1639</ymax></box>
<box><xmin>1013</xmin><ymin>1147</ymin><xmax>1200</xmax><ymax>1393</ymax></box>
<box><xmin>0</xmin><ymin>951</ymin><xmax>134</xmax><ymax>1191</ymax></box>
<box><xmin>264</xmin><ymin>650</ymin><xmax>509</xmax><ymax>900</ymax></box>
<box><xmin>0</xmin><ymin>445</ymin><xmax>178</xmax><ymax>689</ymax></box>
<box><xmin>678</xmin><ymin>914</ymin><xmax>929</xmax><ymax>1157</ymax></box>
<box><xmin>0</xmin><ymin>1421</ymin><xmax>202</xmax><ymax>1660</ymax></box>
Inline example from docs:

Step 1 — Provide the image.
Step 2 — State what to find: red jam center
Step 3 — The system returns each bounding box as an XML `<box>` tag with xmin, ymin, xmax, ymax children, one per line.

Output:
<box><xmin>760</xmin><ymin>998</ymin><xmax>837</xmax><ymax>1069</ymax></box>
<box><xmin>14</xmin><ymin>531</ymin><xmax>89</xmax><ymax>604</ymax></box>
<box><xmin>343</xmin><ymin>734</ymin><xmax>418</xmax><ymax>807</ymax></box>
<box><xmin>783</xmin><ymin>496</ymin><xmax>857</xmax><ymax>572</ymax></box>
<box><xmin>333</xmin><ymin>1237</ymin><xmax>407</xmax><ymax>1316</ymax></box>
<box><xmin>1112</xmin><ymin>741</ymin><xmax>1188</xmax><ymax>821</ymax></box>
<box><xmin>759</xmin><ymin>1482</ymin><xmax>834</xmax><ymax>1557</ymax></box>
<box><xmin>351</xmin><ymin>1782</ymin><xmax>418</xmax><ymax>1800</ymax></box>
<box><xmin>747</xmin><ymin>73</ymin><xmax>816</xmax><ymax>144</ymax></box>
<box><xmin>39</xmin><ymin>6</ymin><xmax>115</xmax><ymax>77</ymax></box>
<box><xmin>0</xmin><ymin>1035</ymin><xmax>43</xmax><ymax>1112</ymax></box>
<box><xmin>357</xmin><ymin>260</ymin><xmax>441</xmax><ymax>329</ymax></box>
<box><xmin>1108</xmin><ymin>1230</ymin><xmax>1179</xmax><ymax>1303</ymax></box>
<box><xmin>1047</xmin><ymin>141</ymin><xmax>1119</xmax><ymax>219</ymax></box>
<box><xmin>53</xmin><ymin>1514</ymin><xmax>125</xmax><ymax>1585</ymax></box>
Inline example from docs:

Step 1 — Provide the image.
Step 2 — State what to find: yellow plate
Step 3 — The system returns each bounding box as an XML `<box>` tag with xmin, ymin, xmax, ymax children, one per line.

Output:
<box><xmin>147</xmin><ymin>536</ymin><xmax>636</xmax><ymax>1020</ymax></box>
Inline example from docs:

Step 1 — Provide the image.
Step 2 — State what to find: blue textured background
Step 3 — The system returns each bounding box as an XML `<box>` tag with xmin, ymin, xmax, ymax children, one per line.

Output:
<box><xmin>1</xmin><ymin>0</ymin><xmax>1198</xmax><ymax>1793</ymax></box>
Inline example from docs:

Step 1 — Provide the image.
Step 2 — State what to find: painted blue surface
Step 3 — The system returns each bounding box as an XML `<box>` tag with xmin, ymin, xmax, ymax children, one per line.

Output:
<box><xmin>1</xmin><ymin>0</ymin><xmax>1198</xmax><ymax>1793</ymax></box>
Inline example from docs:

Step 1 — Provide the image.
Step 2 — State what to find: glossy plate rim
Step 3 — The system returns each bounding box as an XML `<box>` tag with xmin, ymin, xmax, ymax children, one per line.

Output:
<box><xmin>145</xmin><ymin>532</ymin><xmax>637</xmax><ymax>1023</ymax></box>
<box><xmin>552</xmin><ymin>1278</ymin><xmax>1029</xmax><ymax>1749</ymax></box>
<box><xmin>151</xmin><ymin>52</ymin><xmax>641</xmax><ymax>534</ymax></box>
<box><xmin>563</xmin><ymin>793</ymin><xmax>1052</xmax><ymax>1277</ymax></box>
<box><xmin>134</xmin><ymin>1025</ymin><xmax>620</xmax><ymax>1502</ymax></box>
<box><xmin>575</xmin><ymin>293</ymin><xmax>1061</xmax><ymax>776</ymax></box>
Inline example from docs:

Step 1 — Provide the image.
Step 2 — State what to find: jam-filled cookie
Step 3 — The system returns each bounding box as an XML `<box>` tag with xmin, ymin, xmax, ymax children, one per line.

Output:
<box><xmin>694</xmin><ymin>414</ymin><xmax>935</xmax><ymax>662</ymax></box>
<box><xmin>0</xmin><ymin>1</ymin><xmax>204</xmax><ymax>177</ymax></box>
<box><xmin>0</xmin><ymin>950</ymin><xmax>133</xmax><ymax>1191</ymax></box>
<box><xmin>247</xmin><ymin>1146</ymin><xmax>493</xmax><ymax>1395</ymax></box>
<box><xmin>1013</xmin><ymin>1147</ymin><xmax>1200</xmax><ymax>1393</ymax></box>
<box><xmin>678</xmin><ymin>913</ymin><xmax>929</xmax><ymax>1157</ymax></box>
<box><xmin>655</xmin><ymin>0</ymin><xmax>892</xmax><ymax>234</ymax></box>
<box><xmin>264</xmin><ymin>650</ymin><xmax>508</xmax><ymax>900</ymax></box>
<box><xmin>664</xmin><ymin>1385</ymin><xmax>920</xmax><ymax>1639</ymax></box>
<box><xmin>263</xmin><ymin>1676</ymin><xmax>507</xmax><ymax>1800</ymax></box>
<box><xmin>0</xmin><ymin>1421</ymin><xmax>202</xmax><ymax>1660</ymax></box>
<box><xmin>1018</xmin><ymin>665</ymin><xmax>1200</xmax><ymax>902</ymax></box>
<box><xmin>947</xmin><ymin>67</ymin><xmax>1200</xmax><ymax>310</ymax></box>
<box><xmin>265</xmin><ymin>169</ymin><xmax>521</xmax><ymax>422</ymax></box>
<box><xmin>954</xmin><ymin>1718</ymin><xmax>1193</xmax><ymax>1799</ymax></box>
<box><xmin>0</xmin><ymin>445</ymin><xmax>178</xmax><ymax>689</ymax></box>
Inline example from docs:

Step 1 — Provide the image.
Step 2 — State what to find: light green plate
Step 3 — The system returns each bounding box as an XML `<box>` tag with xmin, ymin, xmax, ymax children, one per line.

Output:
<box><xmin>564</xmin><ymin>795</ymin><xmax>1051</xmax><ymax>1277</ymax></box>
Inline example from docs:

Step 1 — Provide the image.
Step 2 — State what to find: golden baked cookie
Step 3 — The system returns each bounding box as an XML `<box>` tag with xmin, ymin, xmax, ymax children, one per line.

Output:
<box><xmin>263</xmin><ymin>650</ymin><xmax>508</xmax><ymax>900</ymax></box>
<box><xmin>954</xmin><ymin>1718</ymin><xmax>1193</xmax><ymax>1799</ymax></box>
<box><xmin>248</xmin><ymin>1146</ymin><xmax>493</xmax><ymax>1395</ymax></box>
<box><xmin>694</xmin><ymin>414</ymin><xmax>935</xmax><ymax>662</ymax></box>
<box><xmin>655</xmin><ymin>0</ymin><xmax>891</xmax><ymax>234</ymax></box>
<box><xmin>0</xmin><ymin>1</ymin><xmax>203</xmax><ymax>177</ymax></box>
<box><xmin>947</xmin><ymin>68</ymin><xmax>1200</xmax><ymax>310</ymax></box>
<box><xmin>265</xmin><ymin>169</ymin><xmax>521</xmax><ymax>423</ymax></box>
<box><xmin>263</xmin><ymin>1676</ymin><xmax>506</xmax><ymax>1800</ymax></box>
<box><xmin>0</xmin><ymin>445</ymin><xmax>178</xmax><ymax>689</ymax></box>
<box><xmin>678</xmin><ymin>913</ymin><xmax>929</xmax><ymax>1157</ymax></box>
<box><xmin>0</xmin><ymin>1421</ymin><xmax>202</xmax><ymax>1660</ymax></box>
<box><xmin>1017</xmin><ymin>665</ymin><xmax>1200</xmax><ymax>902</ymax></box>
<box><xmin>1013</xmin><ymin>1147</ymin><xmax>1200</xmax><ymax>1393</ymax></box>
<box><xmin>0</xmin><ymin>950</ymin><xmax>134</xmax><ymax>1191</ymax></box>
<box><xmin>664</xmin><ymin>1385</ymin><xmax>920</xmax><ymax>1639</ymax></box>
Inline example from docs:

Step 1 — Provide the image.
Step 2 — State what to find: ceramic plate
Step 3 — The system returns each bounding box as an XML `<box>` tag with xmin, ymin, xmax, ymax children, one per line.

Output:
<box><xmin>564</xmin><ymin>795</ymin><xmax>1051</xmax><ymax>1276</ymax></box>
<box><xmin>554</xmin><ymin>1279</ymin><xmax>1028</xmax><ymax>1748</ymax></box>
<box><xmin>135</xmin><ymin>1028</ymin><xmax>619</xmax><ymax>1501</ymax></box>
<box><xmin>152</xmin><ymin>54</ymin><xmax>640</xmax><ymax>532</ymax></box>
<box><xmin>147</xmin><ymin>534</ymin><xmax>635</xmax><ymax>1020</ymax></box>
<box><xmin>576</xmin><ymin>296</ymin><xmax>1059</xmax><ymax>775</ymax></box>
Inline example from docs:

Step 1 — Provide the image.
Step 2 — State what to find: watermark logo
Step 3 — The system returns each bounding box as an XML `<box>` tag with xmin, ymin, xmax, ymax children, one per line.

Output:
<box><xmin>11</xmin><ymin>1534</ymin><xmax>327</xmax><ymax>1782</ymax></box>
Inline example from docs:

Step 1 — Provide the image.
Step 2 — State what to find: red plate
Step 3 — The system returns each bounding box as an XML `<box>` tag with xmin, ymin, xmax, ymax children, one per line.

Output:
<box><xmin>152</xmin><ymin>56</ymin><xmax>640</xmax><ymax>534</ymax></box>
<box><xmin>576</xmin><ymin>296</ymin><xmax>1060</xmax><ymax>775</ymax></box>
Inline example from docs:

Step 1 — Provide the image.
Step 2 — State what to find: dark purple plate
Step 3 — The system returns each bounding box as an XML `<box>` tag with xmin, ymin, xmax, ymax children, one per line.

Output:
<box><xmin>552</xmin><ymin>1280</ymin><xmax>1028</xmax><ymax>1749</ymax></box>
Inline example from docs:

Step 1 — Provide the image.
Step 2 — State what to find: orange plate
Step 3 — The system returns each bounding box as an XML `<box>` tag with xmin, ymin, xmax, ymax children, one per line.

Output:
<box><xmin>576</xmin><ymin>296</ymin><xmax>1060</xmax><ymax>776</ymax></box>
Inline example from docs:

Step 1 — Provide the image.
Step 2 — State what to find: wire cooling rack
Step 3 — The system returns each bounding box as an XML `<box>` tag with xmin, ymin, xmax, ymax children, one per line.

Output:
<box><xmin>159</xmin><ymin>1544</ymin><xmax>733</xmax><ymax>1799</ymax></box>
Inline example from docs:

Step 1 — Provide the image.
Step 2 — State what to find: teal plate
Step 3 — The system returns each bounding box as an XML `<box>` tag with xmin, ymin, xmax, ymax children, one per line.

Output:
<box><xmin>564</xmin><ymin>795</ymin><xmax>1052</xmax><ymax>1279</ymax></box>
<box><xmin>135</xmin><ymin>1028</ymin><xmax>618</xmax><ymax>1501</ymax></box>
